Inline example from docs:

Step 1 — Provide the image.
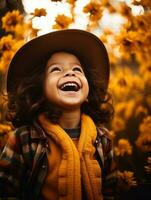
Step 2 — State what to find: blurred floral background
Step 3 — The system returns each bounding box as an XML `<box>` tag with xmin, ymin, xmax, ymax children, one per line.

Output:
<box><xmin>0</xmin><ymin>0</ymin><xmax>151</xmax><ymax>199</ymax></box>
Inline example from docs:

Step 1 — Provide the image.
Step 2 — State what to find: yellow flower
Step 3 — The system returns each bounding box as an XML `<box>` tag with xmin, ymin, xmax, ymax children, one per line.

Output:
<box><xmin>114</xmin><ymin>11</ymin><xmax>151</xmax><ymax>62</ymax></box>
<box><xmin>100</xmin><ymin>34</ymin><xmax>108</xmax><ymax>44</ymax></box>
<box><xmin>136</xmin><ymin>116</ymin><xmax>151</xmax><ymax>152</ymax></box>
<box><xmin>30</xmin><ymin>27</ymin><xmax>40</xmax><ymax>38</ymax></box>
<box><xmin>99</xmin><ymin>29</ymin><xmax>113</xmax><ymax>44</ymax></box>
<box><xmin>109</xmin><ymin>130</ymin><xmax>116</xmax><ymax>139</ymax></box>
<box><xmin>111</xmin><ymin>116</ymin><xmax>125</xmax><ymax>132</ymax></box>
<box><xmin>139</xmin><ymin>61</ymin><xmax>151</xmax><ymax>75</ymax></box>
<box><xmin>139</xmin><ymin>116</ymin><xmax>151</xmax><ymax>134</ymax></box>
<box><xmin>13</xmin><ymin>23</ymin><xmax>32</xmax><ymax>39</ymax></box>
<box><xmin>132</xmin><ymin>75</ymin><xmax>145</xmax><ymax>91</ymax></box>
<box><xmin>0</xmin><ymin>35</ymin><xmax>15</xmax><ymax>53</ymax></box>
<box><xmin>0</xmin><ymin>35</ymin><xmax>24</xmax><ymax>73</ymax></box>
<box><xmin>53</xmin><ymin>14</ymin><xmax>73</xmax><ymax>29</ymax></box>
<box><xmin>115</xmin><ymin>100</ymin><xmax>135</xmax><ymax>120</ymax></box>
<box><xmin>114</xmin><ymin>139</ymin><xmax>132</xmax><ymax>156</ymax></box>
<box><xmin>134</xmin><ymin>105</ymin><xmax>148</xmax><ymax>117</ymax></box>
<box><xmin>106</xmin><ymin>3</ymin><xmax>116</xmax><ymax>13</ymax></box>
<box><xmin>132</xmin><ymin>0</ymin><xmax>151</xmax><ymax>8</ymax></box>
<box><xmin>110</xmin><ymin>67</ymin><xmax>145</xmax><ymax>102</ymax></box>
<box><xmin>0</xmin><ymin>29</ymin><xmax>25</xmax><ymax>73</ymax></box>
<box><xmin>140</xmin><ymin>0</ymin><xmax>151</xmax><ymax>8</ymax></box>
<box><xmin>83</xmin><ymin>2</ymin><xmax>103</xmax><ymax>21</ymax></box>
<box><xmin>67</xmin><ymin>0</ymin><xmax>76</xmax><ymax>4</ymax></box>
<box><xmin>0</xmin><ymin>51</ymin><xmax>14</xmax><ymax>73</ymax></box>
<box><xmin>115</xmin><ymin>102</ymin><xmax>126</xmax><ymax>116</ymax></box>
<box><xmin>136</xmin><ymin>134</ymin><xmax>151</xmax><ymax>152</ymax></box>
<box><xmin>146</xmin><ymin>95</ymin><xmax>151</xmax><ymax>108</ymax></box>
<box><xmin>109</xmin><ymin>68</ymin><xmax>132</xmax><ymax>100</ymax></box>
<box><xmin>22</xmin><ymin>22</ymin><xmax>39</xmax><ymax>39</ymax></box>
<box><xmin>118</xmin><ymin>2</ymin><xmax>132</xmax><ymax>17</ymax></box>
<box><xmin>12</xmin><ymin>40</ymin><xmax>25</xmax><ymax>52</ymax></box>
<box><xmin>143</xmin><ymin>73</ymin><xmax>151</xmax><ymax>87</ymax></box>
<box><xmin>115</xmin><ymin>31</ymin><xmax>137</xmax><ymax>59</ymax></box>
<box><xmin>32</xmin><ymin>8</ymin><xmax>47</xmax><ymax>17</ymax></box>
<box><xmin>117</xmin><ymin>171</ymin><xmax>137</xmax><ymax>188</ymax></box>
<box><xmin>110</xmin><ymin>76</ymin><xmax>129</xmax><ymax>101</ymax></box>
<box><xmin>125</xmin><ymin>100</ymin><xmax>135</xmax><ymax>120</ymax></box>
<box><xmin>2</xmin><ymin>10</ymin><xmax>23</xmax><ymax>32</ymax></box>
<box><xmin>139</xmin><ymin>62</ymin><xmax>151</xmax><ymax>87</ymax></box>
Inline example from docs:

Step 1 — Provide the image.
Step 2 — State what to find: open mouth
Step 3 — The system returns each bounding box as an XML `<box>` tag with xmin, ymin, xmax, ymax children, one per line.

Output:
<box><xmin>59</xmin><ymin>81</ymin><xmax>80</xmax><ymax>92</ymax></box>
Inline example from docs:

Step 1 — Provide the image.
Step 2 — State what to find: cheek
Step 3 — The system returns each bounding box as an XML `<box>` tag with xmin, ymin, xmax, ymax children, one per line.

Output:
<box><xmin>44</xmin><ymin>76</ymin><xmax>58</xmax><ymax>98</ymax></box>
<box><xmin>83</xmin><ymin>78</ymin><xmax>89</xmax><ymax>97</ymax></box>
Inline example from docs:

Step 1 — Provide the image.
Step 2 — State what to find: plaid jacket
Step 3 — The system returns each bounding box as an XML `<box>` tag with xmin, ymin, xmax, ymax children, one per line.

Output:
<box><xmin>0</xmin><ymin>121</ymin><xmax>117</xmax><ymax>200</ymax></box>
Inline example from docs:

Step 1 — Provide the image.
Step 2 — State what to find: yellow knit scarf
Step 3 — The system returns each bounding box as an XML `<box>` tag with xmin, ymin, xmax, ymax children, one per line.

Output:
<box><xmin>38</xmin><ymin>113</ymin><xmax>102</xmax><ymax>200</ymax></box>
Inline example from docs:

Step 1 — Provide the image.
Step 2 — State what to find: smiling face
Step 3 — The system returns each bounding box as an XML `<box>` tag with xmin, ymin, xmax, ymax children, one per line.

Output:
<box><xmin>44</xmin><ymin>52</ymin><xmax>89</xmax><ymax>111</ymax></box>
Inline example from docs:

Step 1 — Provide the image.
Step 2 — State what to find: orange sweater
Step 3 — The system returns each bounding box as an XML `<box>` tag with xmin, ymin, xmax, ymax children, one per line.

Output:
<box><xmin>38</xmin><ymin>114</ymin><xmax>103</xmax><ymax>200</ymax></box>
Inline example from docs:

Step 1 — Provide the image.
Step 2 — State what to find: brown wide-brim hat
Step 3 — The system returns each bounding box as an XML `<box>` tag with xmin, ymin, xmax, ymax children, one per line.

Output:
<box><xmin>7</xmin><ymin>29</ymin><xmax>110</xmax><ymax>94</ymax></box>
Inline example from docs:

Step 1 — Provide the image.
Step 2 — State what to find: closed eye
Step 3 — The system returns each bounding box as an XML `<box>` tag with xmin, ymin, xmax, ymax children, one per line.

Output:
<box><xmin>48</xmin><ymin>66</ymin><xmax>61</xmax><ymax>73</ymax></box>
<box><xmin>73</xmin><ymin>67</ymin><xmax>83</xmax><ymax>73</ymax></box>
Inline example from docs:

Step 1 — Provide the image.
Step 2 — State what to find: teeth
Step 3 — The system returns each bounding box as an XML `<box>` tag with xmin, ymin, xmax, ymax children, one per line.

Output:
<box><xmin>60</xmin><ymin>82</ymin><xmax>79</xmax><ymax>90</ymax></box>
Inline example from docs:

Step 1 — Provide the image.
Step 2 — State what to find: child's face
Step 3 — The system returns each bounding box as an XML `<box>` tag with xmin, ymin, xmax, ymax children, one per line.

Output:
<box><xmin>44</xmin><ymin>52</ymin><xmax>89</xmax><ymax>110</ymax></box>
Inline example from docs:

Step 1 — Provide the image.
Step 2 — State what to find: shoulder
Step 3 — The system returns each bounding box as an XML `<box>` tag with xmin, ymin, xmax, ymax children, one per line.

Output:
<box><xmin>13</xmin><ymin>125</ymin><xmax>30</xmax><ymax>136</ymax></box>
<box><xmin>13</xmin><ymin>121</ymin><xmax>45</xmax><ymax>139</ymax></box>
<box><xmin>10</xmin><ymin>125</ymin><xmax>32</xmax><ymax>140</ymax></box>
<box><xmin>12</xmin><ymin>123</ymin><xmax>39</xmax><ymax>138</ymax></box>
<box><xmin>2</xmin><ymin>124</ymin><xmax>39</xmax><ymax>164</ymax></box>
<box><xmin>6</xmin><ymin>124</ymin><xmax>36</xmax><ymax>148</ymax></box>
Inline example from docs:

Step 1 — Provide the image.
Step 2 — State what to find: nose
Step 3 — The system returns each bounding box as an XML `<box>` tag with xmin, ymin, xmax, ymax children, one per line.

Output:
<box><xmin>64</xmin><ymin>70</ymin><xmax>75</xmax><ymax>77</ymax></box>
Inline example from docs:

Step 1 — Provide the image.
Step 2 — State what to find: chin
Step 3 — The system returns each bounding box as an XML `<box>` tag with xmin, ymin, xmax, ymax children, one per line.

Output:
<box><xmin>60</xmin><ymin>102</ymin><xmax>82</xmax><ymax>110</ymax></box>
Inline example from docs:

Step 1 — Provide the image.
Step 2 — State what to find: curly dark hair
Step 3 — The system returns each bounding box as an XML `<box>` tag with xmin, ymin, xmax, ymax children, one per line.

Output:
<box><xmin>5</xmin><ymin>52</ymin><xmax>114</xmax><ymax>128</ymax></box>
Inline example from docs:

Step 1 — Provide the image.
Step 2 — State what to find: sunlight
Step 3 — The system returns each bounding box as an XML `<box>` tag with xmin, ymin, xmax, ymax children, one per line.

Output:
<box><xmin>22</xmin><ymin>0</ymin><xmax>144</xmax><ymax>36</ymax></box>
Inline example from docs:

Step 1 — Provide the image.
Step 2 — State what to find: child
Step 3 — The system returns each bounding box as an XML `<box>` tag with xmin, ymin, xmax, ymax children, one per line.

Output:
<box><xmin>0</xmin><ymin>29</ymin><xmax>116</xmax><ymax>200</ymax></box>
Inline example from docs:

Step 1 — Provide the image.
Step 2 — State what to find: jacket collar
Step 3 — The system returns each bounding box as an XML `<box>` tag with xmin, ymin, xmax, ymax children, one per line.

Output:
<box><xmin>30</xmin><ymin>119</ymin><xmax>108</xmax><ymax>141</ymax></box>
<box><xmin>30</xmin><ymin>120</ymin><xmax>47</xmax><ymax>140</ymax></box>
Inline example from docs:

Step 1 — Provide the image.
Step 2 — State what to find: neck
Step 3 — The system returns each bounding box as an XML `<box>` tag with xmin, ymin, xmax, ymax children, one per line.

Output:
<box><xmin>59</xmin><ymin>109</ymin><xmax>81</xmax><ymax>129</ymax></box>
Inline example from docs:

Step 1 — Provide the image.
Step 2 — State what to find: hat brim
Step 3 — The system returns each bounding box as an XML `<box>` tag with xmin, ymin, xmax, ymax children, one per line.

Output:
<box><xmin>7</xmin><ymin>29</ymin><xmax>110</xmax><ymax>93</ymax></box>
